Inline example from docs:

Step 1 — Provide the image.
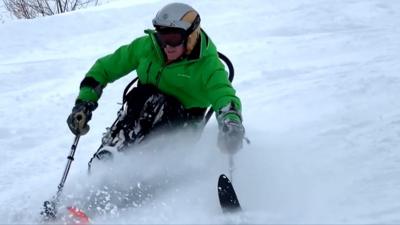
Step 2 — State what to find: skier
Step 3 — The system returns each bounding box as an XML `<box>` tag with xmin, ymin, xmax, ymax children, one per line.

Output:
<box><xmin>66</xmin><ymin>3</ymin><xmax>245</xmax><ymax>159</ymax></box>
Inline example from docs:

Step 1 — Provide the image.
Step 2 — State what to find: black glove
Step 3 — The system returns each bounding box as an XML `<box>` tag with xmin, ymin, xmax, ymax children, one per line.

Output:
<box><xmin>67</xmin><ymin>101</ymin><xmax>97</xmax><ymax>135</ymax></box>
<box><xmin>218</xmin><ymin>119</ymin><xmax>245</xmax><ymax>154</ymax></box>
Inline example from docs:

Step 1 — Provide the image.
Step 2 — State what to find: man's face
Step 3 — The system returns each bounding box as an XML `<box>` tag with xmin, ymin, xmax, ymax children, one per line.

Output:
<box><xmin>156</xmin><ymin>27</ymin><xmax>186</xmax><ymax>61</ymax></box>
<box><xmin>164</xmin><ymin>44</ymin><xmax>185</xmax><ymax>61</ymax></box>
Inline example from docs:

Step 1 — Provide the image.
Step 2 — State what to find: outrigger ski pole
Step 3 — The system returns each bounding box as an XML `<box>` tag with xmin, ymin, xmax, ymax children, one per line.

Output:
<box><xmin>217</xmin><ymin>154</ymin><xmax>242</xmax><ymax>213</ymax></box>
<box><xmin>41</xmin><ymin>135</ymin><xmax>81</xmax><ymax>220</ymax></box>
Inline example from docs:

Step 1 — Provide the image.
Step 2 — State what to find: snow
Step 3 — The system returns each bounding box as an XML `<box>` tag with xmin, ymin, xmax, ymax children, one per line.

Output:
<box><xmin>1</xmin><ymin>0</ymin><xmax>400</xmax><ymax>223</ymax></box>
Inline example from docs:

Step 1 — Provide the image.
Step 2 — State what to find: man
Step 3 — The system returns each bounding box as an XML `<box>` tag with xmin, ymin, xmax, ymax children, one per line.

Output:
<box><xmin>67</xmin><ymin>3</ymin><xmax>245</xmax><ymax>159</ymax></box>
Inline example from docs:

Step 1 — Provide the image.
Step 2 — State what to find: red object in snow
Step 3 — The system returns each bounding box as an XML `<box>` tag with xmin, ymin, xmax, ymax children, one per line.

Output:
<box><xmin>67</xmin><ymin>206</ymin><xmax>90</xmax><ymax>224</ymax></box>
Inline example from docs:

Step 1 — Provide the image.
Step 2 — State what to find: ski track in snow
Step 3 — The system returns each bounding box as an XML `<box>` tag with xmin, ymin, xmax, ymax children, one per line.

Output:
<box><xmin>1</xmin><ymin>0</ymin><xmax>400</xmax><ymax>223</ymax></box>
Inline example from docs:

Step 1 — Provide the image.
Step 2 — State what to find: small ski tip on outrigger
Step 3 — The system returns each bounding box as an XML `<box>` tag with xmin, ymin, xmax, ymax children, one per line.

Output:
<box><xmin>217</xmin><ymin>174</ymin><xmax>242</xmax><ymax>213</ymax></box>
<box><xmin>41</xmin><ymin>201</ymin><xmax>90</xmax><ymax>225</ymax></box>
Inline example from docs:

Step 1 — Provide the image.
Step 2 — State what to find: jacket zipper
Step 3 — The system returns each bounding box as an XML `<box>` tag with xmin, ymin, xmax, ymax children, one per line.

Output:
<box><xmin>155</xmin><ymin>60</ymin><xmax>191</xmax><ymax>87</ymax></box>
<box><xmin>146</xmin><ymin>62</ymin><xmax>152</xmax><ymax>83</ymax></box>
<box><xmin>156</xmin><ymin>67</ymin><xmax>164</xmax><ymax>87</ymax></box>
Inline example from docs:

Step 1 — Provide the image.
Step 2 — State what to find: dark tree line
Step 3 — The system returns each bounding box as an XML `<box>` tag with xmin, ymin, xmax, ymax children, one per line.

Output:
<box><xmin>3</xmin><ymin>0</ymin><xmax>98</xmax><ymax>19</ymax></box>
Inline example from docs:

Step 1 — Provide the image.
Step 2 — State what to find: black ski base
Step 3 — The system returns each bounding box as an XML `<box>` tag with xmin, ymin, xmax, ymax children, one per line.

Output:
<box><xmin>217</xmin><ymin>174</ymin><xmax>241</xmax><ymax>213</ymax></box>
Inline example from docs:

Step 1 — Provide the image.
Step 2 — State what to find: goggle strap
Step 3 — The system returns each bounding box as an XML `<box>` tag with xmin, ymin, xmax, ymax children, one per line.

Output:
<box><xmin>186</xmin><ymin>15</ymin><xmax>201</xmax><ymax>36</ymax></box>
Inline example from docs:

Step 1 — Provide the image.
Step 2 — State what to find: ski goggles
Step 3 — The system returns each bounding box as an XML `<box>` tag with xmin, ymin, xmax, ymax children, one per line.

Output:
<box><xmin>156</xmin><ymin>27</ymin><xmax>186</xmax><ymax>47</ymax></box>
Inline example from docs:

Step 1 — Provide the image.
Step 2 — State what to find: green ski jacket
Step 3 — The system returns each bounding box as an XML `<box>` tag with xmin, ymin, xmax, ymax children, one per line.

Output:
<box><xmin>78</xmin><ymin>29</ymin><xmax>242</xmax><ymax>121</ymax></box>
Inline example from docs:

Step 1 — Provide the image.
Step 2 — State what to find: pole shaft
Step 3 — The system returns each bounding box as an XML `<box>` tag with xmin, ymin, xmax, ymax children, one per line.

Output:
<box><xmin>55</xmin><ymin>135</ymin><xmax>80</xmax><ymax>201</ymax></box>
<box><xmin>228</xmin><ymin>155</ymin><xmax>234</xmax><ymax>182</ymax></box>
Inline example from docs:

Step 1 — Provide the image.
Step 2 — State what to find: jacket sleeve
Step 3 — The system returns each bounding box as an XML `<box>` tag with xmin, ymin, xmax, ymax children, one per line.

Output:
<box><xmin>77</xmin><ymin>36</ymin><xmax>147</xmax><ymax>103</ymax></box>
<box><xmin>203</xmin><ymin>56</ymin><xmax>242</xmax><ymax>122</ymax></box>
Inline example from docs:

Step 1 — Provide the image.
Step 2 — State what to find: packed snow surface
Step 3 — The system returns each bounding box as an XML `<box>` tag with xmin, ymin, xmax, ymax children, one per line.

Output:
<box><xmin>1</xmin><ymin>0</ymin><xmax>400</xmax><ymax>223</ymax></box>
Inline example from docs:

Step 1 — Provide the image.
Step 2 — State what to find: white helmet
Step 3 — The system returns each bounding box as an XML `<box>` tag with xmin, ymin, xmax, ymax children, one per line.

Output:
<box><xmin>153</xmin><ymin>3</ymin><xmax>200</xmax><ymax>34</ymax></box>
<box><xmin>152</xmin><ymin>3</ymin><xmax>201</xmax><ymax>54</ymax></box>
